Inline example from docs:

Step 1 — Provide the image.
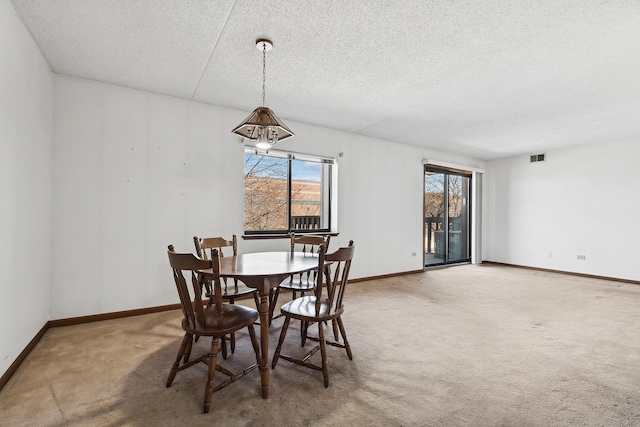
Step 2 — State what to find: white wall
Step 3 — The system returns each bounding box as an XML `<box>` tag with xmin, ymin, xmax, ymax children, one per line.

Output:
<box><xmin>0</xmin><ymin>2</ymin><xmax>52</xmax><ymax>376</ymax></box>
<box><xmin>51</xmin><ymin>75</ymin><xmax>485</xmax><ymax>319</ymax></box>
<box><xmin>483</xmin><ymin>138</ymin><xmax>640</xmax><ymax>281</ymax></box>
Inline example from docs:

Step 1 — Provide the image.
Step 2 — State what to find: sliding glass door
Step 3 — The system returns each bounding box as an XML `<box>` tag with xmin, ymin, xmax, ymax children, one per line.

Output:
<box><xmin>424</xmin><ymin>167</ymin><xmax>471</xmax><ymax>266</ymax></box>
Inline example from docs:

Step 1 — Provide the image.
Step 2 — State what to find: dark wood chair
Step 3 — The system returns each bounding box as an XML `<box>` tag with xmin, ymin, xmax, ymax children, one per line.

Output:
<box><xmin>268</xmin><ymin>234</ymin><xmax>330</xmax><ymax>324</ymax></box>
<box><xmin>166</xmin><ymin>245</ymin><xmax>261</xmax><ymax>413</ymax></box>
<box><xmin>194</xmin><ymin>235</ymin><xmax>259</xmax><ymax>354</ymax></box>
<box><xmin>271</xmin><ymin>240</ymin><xmax>355</xmax><ymax>387</ymax></box>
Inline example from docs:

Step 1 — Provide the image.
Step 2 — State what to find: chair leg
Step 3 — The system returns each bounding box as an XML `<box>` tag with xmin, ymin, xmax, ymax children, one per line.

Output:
<box><xmin>318</xmin><ymin>321</ymin><xmax>329</xmax><ymax>388</ymax></box>
<box><xmin>302</xmin><ymin>321</ymin><xmax>316</xmax><ymax>346</ymax></box>
<box><xmin>268</xmin><ymin>288</ymin><xmax>280</xmax><ymax>325</ymax></box>
<box><xmin>220</xmin><ymin>336</ymin><xmax>228</xmax><ymax>359</ymax></box>
<box><xmin>301</xmin><ymin>320</ymin><xmax>308</xmax><ymax>346</ymax></box>
<box><xmin>332</xmin><ymin>319</ymin><xmax>339</xmax><ymax>341</ymax></box>
<box><xmin>253</xmin><ymin>292</ymin><xmax>260</xmax><ymax>311</ymax></box>
<box><xmin>184</xmin><ymin>334</ymin><xmax>194</xmax><ymax>363</ymax></box>
<box><xmin>298</xmin><ymin>290</ymin><xmax>307</xmax><ymax>345</ymax></box>
<box><xmin>203</xmin><ymin>280</ymin><xmax>213</xmax><ymax>308</ymax></box>
<box><xmin>203</xmin><ymin>337</ymin><xmax>219</xmax><ymax>413</ymax></box>
<box><xmin>167</xmin><ymin>333</ymin><xmax>191</xmax><ymax>387</ymax></box>
<box><xmin>227</xmin><ymin>297</ymin><xmax>236</xmax><ymax>354</ymax></box>
<box><xmin>247</xmin><ymin>324</ymin><xmax>262</xmax><ymax>366</ymax></box>
<box><xmin>337</xmin><ymin>316</ymin><xmax>353</xmax><ymax>360</ymax></box>
<box><xmin>271</xmin><ymin>316</ymin><xmax>291</xmax><ymax>368</ymax></box>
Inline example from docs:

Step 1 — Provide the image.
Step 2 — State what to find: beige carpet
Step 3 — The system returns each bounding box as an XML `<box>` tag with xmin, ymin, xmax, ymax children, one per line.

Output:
<box><xmin>2</xmin><ymin>264</ymin><xmax>640</xmax><ymax>426</ymax></box>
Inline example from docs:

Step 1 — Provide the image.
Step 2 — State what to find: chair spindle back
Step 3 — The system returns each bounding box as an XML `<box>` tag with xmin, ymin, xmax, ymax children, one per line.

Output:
<box><xmin>290</xmin><ymin>234</ymin><xmax>330</xmax><ymax>286</ymax></box>
<box><xmin>194</xmin><ymin>235</ymin><xmax>237</xmax><ymax>259</ymax></box>
<box><xmin>167</xmin><ymin>245</ymin><xmax>223</xmax><ymax>329</ymax></box>
<box><xmin>318</xmin><ymin>240</ymin><xmax>355</xmax><ymax>316</ymax></box>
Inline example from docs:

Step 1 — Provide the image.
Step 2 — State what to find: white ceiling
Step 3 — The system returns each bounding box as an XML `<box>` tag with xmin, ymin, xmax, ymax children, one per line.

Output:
<box><xmin>11</xmin><ymin>0</ymin><xmax>640</xmax><ymax>160</ymax></box>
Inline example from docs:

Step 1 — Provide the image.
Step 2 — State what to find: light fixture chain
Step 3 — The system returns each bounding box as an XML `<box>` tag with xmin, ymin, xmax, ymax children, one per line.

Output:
<box><xmin>262</xmin><ymin>43</ymin><xmax>266</xmax><ymax>107</ymax></box>
<box><xmin>231</xmin><ymin>38</ymin><xmax>293</xmax><ymax>146</ymax></box>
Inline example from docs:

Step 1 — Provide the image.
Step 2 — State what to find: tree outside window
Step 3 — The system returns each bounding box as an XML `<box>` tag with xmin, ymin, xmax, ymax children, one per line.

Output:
<box><xmin>244</xmin><ymin>150</ymin><xmax>333</xmax><ymax>234</ymax></box>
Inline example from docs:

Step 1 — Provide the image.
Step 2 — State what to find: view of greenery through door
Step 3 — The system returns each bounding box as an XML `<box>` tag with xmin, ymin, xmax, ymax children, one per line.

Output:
<box><xmin>424</xmin><ymin>167</ymin><xmax>471</xmax><ymax>266</ymax></box>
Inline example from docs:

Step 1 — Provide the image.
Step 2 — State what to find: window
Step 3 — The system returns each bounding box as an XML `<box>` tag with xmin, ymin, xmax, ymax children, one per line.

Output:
<box><xmin>424</xmin><ymin>166</ymin><xmax>471</xmax><ymax>266</ymax></box>
<box><xmin>244</xmin><ymin>148</ymin><xmax>334</xmax><ymax>235</ymax></box>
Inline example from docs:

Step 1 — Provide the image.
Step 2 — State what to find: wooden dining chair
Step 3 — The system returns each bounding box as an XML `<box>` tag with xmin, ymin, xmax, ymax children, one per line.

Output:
<box><xmin>194</xmin><ymin>235</ymin><xmax>259</xmax><ymax>354</ymax></box>
<box><xmin>271</xmin><ymin>240</ymin><xmax>355</xmax><ymax>388</ymax></box>
<box><xmin>268</xmin><ymin>234</ymin><xmax>330</xmax><ymax>325</ymax></box>
<box><xmin>166</xmin><ymin>245</ymin><xmax>261</xmax><ymax>413</ymax></box>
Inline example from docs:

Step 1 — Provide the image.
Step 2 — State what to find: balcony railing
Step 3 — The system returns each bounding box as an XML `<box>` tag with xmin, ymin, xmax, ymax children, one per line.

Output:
<box><xmin>292</xmin><ymin>215</ymin><xmax>321</xmax><ymax>230</ymax></box>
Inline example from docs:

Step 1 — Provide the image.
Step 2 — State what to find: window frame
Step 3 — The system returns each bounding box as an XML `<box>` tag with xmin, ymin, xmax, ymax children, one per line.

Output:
<box><xmin>424</xmin><ymin>165</ymin><xmax>472</xmax><ymax>266</ymax></box>
<box><xmin>243</xmin><ymin>147</ymin><xmax>336</xmax><ymax>237</ymax></box>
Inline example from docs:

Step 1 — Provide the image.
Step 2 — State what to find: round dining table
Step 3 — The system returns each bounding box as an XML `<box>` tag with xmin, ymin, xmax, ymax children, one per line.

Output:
<box><xmin>200</xmin><ymin>251</ymin><xmax>319</xmax><ymax>399</ymax></box>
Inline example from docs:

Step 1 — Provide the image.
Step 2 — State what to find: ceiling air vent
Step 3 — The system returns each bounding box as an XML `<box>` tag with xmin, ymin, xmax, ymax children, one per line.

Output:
<box><xmin>530</xmin><ymin>153</ymin><xmax>546</xmax><ymax>163</ymax></box>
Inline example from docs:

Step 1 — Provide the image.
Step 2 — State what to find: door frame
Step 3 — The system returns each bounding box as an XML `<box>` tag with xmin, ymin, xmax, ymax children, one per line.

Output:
<box><xmin>423</xmin><ymin>160</ymin><xmax>485</xmax><ymax>267</ymax></box>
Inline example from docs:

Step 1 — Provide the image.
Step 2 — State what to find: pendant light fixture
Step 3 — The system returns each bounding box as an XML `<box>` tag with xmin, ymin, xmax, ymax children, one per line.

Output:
<box><xmin>231</xmin><ymin>39</ymin><xmax>294</xmax><ymax>149</ymax></box>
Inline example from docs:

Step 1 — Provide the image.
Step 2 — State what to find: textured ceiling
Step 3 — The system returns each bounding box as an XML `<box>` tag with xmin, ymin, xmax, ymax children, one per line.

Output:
<box><xmin>11</xmin><ymin>0</ymin><xmax>640</xmax><ymax>160</ymax></box>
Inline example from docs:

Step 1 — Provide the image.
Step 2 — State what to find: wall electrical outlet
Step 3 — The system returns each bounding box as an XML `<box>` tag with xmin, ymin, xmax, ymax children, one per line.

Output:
<box><xmin>577</xmin><ymin>255</ymin><xmax>586</xmax><ymax>260</ymax></box>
